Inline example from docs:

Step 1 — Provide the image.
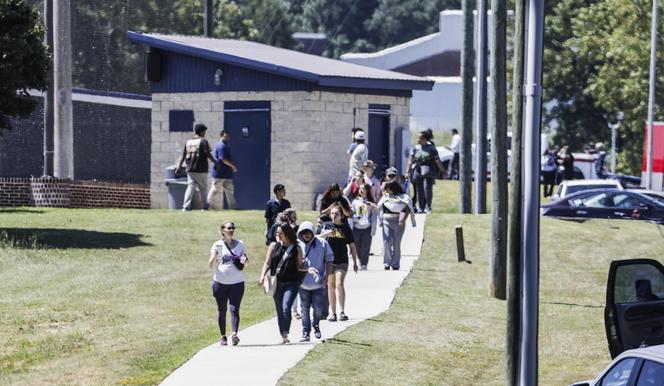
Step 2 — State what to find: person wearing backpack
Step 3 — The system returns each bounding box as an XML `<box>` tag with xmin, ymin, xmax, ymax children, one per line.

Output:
<box><xmin>541</xmin><ymin>148</ymin><xmax>558</xmax><ymax>197</ymax></box>
<box><xmin>258</xmin><ymin>222</ymin><xmax>304</xmax><ymax>344</ymax></box>
<box><xmin>296</xmin><ymin>221</ymin><xmax>334</xmax><ymax>341</ymax></box>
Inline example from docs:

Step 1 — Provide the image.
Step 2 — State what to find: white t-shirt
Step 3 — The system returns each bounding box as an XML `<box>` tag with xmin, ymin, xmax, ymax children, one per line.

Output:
<box><xmin>349</xmin><ymin>143</ymin><xmax>368</xmax><ymax>174</ymax></box>
<box><xmin>449</xmin><ymin>134</ymin><xmax>461</xmax><ymax>153</ymax></box>
<box><xmin>211</xmin><ymin>239</ymin><xmax>246</xmax><ymax>285</ymax></box>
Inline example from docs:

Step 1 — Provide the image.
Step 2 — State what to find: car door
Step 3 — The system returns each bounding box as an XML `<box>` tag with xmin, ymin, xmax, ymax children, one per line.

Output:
<box><xmin>610</xmin><ymin>192</ymin><xmax>644</xmax><ymax>220</ymax></box>
<box><xmin>605</xmin><ymin>259</ymin><xmax>664</xmax><ymax>358</ymax></box>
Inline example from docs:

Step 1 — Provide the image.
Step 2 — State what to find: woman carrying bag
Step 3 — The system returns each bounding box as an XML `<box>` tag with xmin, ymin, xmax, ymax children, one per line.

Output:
<box><xmin>377</xmin><ymin>181</ymin><xmax>416</xmax><ymax>270</ymax></box>
<box><xmin>259</xmin><ymin>222</ymin><xmax>305</xmax><ymax>344</ymax></box>
<box><xmin>208</xmin><ymin>221</ymin><xmax>248</xmax><ymax>346</ymax></box>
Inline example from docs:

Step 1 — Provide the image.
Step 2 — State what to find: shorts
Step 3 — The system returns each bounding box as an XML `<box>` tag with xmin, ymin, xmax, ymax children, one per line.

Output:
<box><xmin>333</xmin><ymin>263</ymin><xmax>348</xmax><ymax>272</ymax></box>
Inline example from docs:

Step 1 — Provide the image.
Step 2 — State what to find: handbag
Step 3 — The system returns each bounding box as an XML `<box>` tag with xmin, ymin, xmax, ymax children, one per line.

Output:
<box><xmin>262</xmin><ymin>244</ymin><xmax>294</xmax><ymax>296</ymax></box>
<box><xmin>224</xmin><ymin>241</ymin><xmax>244</xmax><ymax>271</ymax></box>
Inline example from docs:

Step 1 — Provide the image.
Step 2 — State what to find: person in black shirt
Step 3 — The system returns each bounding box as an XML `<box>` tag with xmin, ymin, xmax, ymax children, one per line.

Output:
<box><xmin>321</xmin><ymin>205</ymin><xmax>359</xmax><ymax>322</ymax></box>
<box><xmin>264</xmin><ymin>184</ymin><xmax>291</xmax><ymax>245</ymax></box>
<box><xmin>176</xmin><ymin>123</ymin><xmax>216</xmax><ymax>211</ymax></box>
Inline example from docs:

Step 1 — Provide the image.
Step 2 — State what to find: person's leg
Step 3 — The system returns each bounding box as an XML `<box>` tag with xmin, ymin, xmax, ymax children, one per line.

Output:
<box><xmin>222</xmin><ymin>179</ymin><xmax>237</xmax><ymax>209</ymax></box>
<box><xmin>359</xmin><ymin>228</ymin><xmax>371</xmax><ymax>267</ymax></box>
<box><xmin>352</xmin><ymin>227</ymin><xmax>366</xmax><ymax>267</ymax></box>
<box><xmin>311</xmin><ymin>287</ymin><xmax>325</xmax><ymax>328</ymax></box>
<box><xmin>183</xmin><ymin>173</ymin><xmax>197</xmax><ymax>210</ymax></box>
<box><xmin>228</xmin><ymin>282</ymin><xmax>244</xmax><ymax>335</ymax></box>
<box><xmin>273</xmin><ymin>283</ymin><xmax>286</xmax><ymax>336</ymax></box>
<box><xmin>424</xmin><ymin>177</ymin><xmax>434</xmax><ymax>210</ymax></box>
<box><xmin>327</xmin><ymin>273</ymin><xmax>337</xmax><ymax>317</ymax></box>
<box><xmin>298</xmin><ymin>288</ymin><xmax>312</xmax><ymax>335</ymax></box>
<box><xmin>291</xmin><ymin>293</ymin><xmax>299</xmax><ymax>316</ymax></box>
<box><xmin>382</xmin><ymin>218</ymin><xmax>393</xmax><ymax>268</ymax></box>
<box><xmin>207</xmin><ymin>178</ymin><xmax>221</xmax><ymax>209</ymax></box>
<box><xmin>212</xmin><ymin>281</ymin><xmax>229</xmax><ymax>337</ymax></box>
<box><xmin>392</xmin><ymin>221</ymin><xmax>406</xmax><ymax>269</ymax></box>
<box><xmin>452</xmin><ymin>153</ymin><xmax>460</xmax><ymax>179</ymax></box>
<box><xmin>336</xmin><ymin>270</ymin><xmax>348</xmax><ymax>314</ymax></box>
<box><xmin>198</xmin><ymin>173</ymin><xmax>209</xmax><ymax>209</ymax></box>
<box><xmin>415</xmin><ymin>176</ymin><xmax>426</xmax><ymax>211</ymax></box>
<box><xmin>281</xmin><ymin>283</ymin><xmax>298</xmax><ymax>336</ymax></box>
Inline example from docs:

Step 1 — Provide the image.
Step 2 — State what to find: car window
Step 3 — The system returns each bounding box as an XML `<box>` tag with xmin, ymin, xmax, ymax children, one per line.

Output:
<box><xmin>613</xmin><ymin>194</ymin><xmax>644</xmax><ymax>209</ymax></box>
<box><xmin>614</xmin><ymin>264</ymin><xmax>664</xmax><ymax>303</ymax></box>
<box><xmin>566</xmin><ymin>184</ymin><xmax>618</xmax><ymax>196</ymax></box>
<box><xmin>644</xmin><ymin>193</ymin><xmax>664</xmax><ymax>206</ymax></box>
<box><xmin>636</xmin><ymin>360</ymin><xmax>664</xmax><ymax>385</ymax></box>
<box><xmin>570</xmin><ymin>192</ymin><xmax>612</xmax><ymax>208</ymax></box>
<box><xmin>600</xmin><ymin>357</ymin><xmax>638</xmax><ymax>386</ymax></box>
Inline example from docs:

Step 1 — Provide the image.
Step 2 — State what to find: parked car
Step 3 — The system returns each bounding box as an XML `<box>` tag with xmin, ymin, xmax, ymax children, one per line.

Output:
<box><xmin>628</xmin><ymin>189</ymin><xmax>664</xmax><ymax>206</ymax></box>
<box><xmin>550</xmin><ymin>179</ymin><xmax>623</xmax><ymax>201</ymax></box>
<box><xmin>573</xmin><ymin>259</ymin><xmax>664</xmax><ymax>385</ymax></box>
<box><xmin>541</xmin><ymin>189</ymin><xmax>664</xmax><ymax>223</ymax></box>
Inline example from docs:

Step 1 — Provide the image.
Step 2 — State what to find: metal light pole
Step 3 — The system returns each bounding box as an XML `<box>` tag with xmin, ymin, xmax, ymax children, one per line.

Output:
<box><xmin>204</xmin><ymin>0</ymin><xmax>213</xmax><ymax>37</ymax></box>
<box><xmin>474</xmin><ymin>0</ymin><xmax>488</xmax><ymax>214</ymax></box>
<box><xmin>610</xmin><ymin>112</ymin><xmax>623</xmax><ymax>175</ymax></box>
<box><xmin>520</xmin><ymin>0</ymin><xmax>544</xmax><ymax>384</ymax></box>
<box><xmin>53</xmin><ymin>0</ymin><xmax>73</xmax><ymax>179</ymax></box>
<box><xmin>646</xmin><ymin>0</ymin><xmax>658</xmax><ymax>190</ymax></box>
<box><xmin>43</xmin><ymin>0</ymin><xmax>54</xmax><ymax>176</ymax></box>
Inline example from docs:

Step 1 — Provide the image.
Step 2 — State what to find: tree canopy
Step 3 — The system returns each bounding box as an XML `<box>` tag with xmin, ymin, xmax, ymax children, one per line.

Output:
<box><xmin>0</xmin><ymin>0</ymin><xmax>49</xmax><ymax>132</ymax></box>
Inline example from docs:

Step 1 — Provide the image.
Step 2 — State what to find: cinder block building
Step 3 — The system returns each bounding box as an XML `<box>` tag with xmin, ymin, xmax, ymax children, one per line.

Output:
<box><xmin>128</xmin><ymin>32</ymin><xmax>433</xmax><ymax>210</ymax></box>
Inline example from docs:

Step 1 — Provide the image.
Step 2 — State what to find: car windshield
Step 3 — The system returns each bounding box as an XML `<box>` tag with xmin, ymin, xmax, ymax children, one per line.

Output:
<box><xmin>566</xmin><ymin>184</ymin><xmax>618</xmax><ymax>196</ymax></box>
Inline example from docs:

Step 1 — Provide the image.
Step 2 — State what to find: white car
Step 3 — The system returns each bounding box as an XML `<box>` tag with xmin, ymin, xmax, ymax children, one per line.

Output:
<box><xmin>551</xmin><ymin>179</ymin><xmax>623</xmax><ymax>201</ymax></box>
<box><xmin>572</xmin><ymin>345</ymin><xmax>664</xmax><ymax>386</ymax></box>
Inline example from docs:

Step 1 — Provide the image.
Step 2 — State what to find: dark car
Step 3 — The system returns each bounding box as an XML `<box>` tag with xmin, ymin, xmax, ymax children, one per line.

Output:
<box><xmin>541</xmin><ymin>188</ymin><xmax>664</xmax><ymax>223</ymax></box>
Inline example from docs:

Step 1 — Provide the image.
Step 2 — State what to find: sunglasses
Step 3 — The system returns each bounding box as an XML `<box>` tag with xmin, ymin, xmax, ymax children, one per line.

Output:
<box><xmin>225</xmin><ymin>226</ymin><xmax>235</xmax><ymax>230</ymax></box>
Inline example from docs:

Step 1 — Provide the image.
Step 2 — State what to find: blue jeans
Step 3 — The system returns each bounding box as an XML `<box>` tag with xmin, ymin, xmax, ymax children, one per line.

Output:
<box><xmin>382</xmin><ymin>215</ymin><xmax>405</xmax><ymax>269</ymax></box>
<box><xmin>415</xmin><ymin>176</ymin><xmax>434</xmax><ymax>211</ymax></box>
<box><xmin>298</xmin><ymin>287</ymin><xmax>326</xmax><ymax>334</ymax></box>
<box><xmin>353</xmin><ymin>227</ymin><xmax>372</xmax><ymax>266</ymax></box>
<box><xmin>273</xmin><ymin>281</ymin><xmax>299</xmax><ymax>336</ymax></box>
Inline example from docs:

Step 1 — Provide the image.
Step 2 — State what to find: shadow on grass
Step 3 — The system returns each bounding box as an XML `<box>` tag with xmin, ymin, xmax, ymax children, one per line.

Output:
<box><xmin>542</xmin><ymin>301</ymin><xmax>603</xmax><ymax>309</ymax></box>
<box><xmin>327</xmin><ymin>338</ymin><xmax>373</xmax><ymax>347</ymax></box>
<box><xmin>0</xmin><ymin>208</ymin><xmax>46</xmax><ymax>214</ymax></box>
<box><xmin>0</xmin><ymin>228</ymin><xmax>151</xmax><ymax>249</ymax></box>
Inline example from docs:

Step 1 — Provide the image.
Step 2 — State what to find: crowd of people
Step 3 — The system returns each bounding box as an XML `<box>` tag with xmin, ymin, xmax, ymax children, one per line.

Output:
<box><xmin>203</xmin><ymin>125</ymin><xmax>434</xmax><ymax>346</ymax></box>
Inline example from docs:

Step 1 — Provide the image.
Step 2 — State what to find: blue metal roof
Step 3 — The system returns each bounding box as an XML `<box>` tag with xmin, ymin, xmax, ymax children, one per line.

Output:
<box><xmin>127</xmin><ymin>32</ymin><xmax>434</xmax><ymax>91</ymax></box>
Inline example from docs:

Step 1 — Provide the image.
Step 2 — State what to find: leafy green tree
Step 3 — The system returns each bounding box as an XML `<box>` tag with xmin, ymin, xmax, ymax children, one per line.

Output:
<box><xmin>0</xmin><ymin>0</ymin><xmax>49</xmax><ymax>132</ymax></box>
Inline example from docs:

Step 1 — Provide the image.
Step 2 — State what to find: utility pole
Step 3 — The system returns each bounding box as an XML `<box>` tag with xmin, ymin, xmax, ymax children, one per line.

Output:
<box><xmin>646</xmin><ymin>0</ymin><xmax>658</xmax><ymax>190</ymax></box>
<box><xmin>43</xmin><ymin>0</ymin><xmax>54</xmax><ymax>176</ymax></box>
<box><xmin>460</xmin><ymin>0</ymin><xmax>475</xmax><ymax>214</ymax></box>
<box><xmin>508</xmin><ymin>0</ymin><xmax>526</xmax><ymax>383</ymax></box>
<box><xmin>53</xmin><ymin>0</ymin><xmax>73</xmax><ymax>179</ymax></box>
<box><xmin>520</xmin><ymin>0</ymin><xmax>544</xmax><ymax>384</ymax></box>
<box><xmin>204</xmin><ymin>0</ymin><xmax>213</xmax><ymax>37</ymax></box>
<box><xmin>474</xmin><ymin>0</ymin><xmax>488</xmax><ymax>214</ymax></box>
<box><xmin>489</xmin><ymin>0</ymin><xmax>508</xmax><ymax>301</ymax></box>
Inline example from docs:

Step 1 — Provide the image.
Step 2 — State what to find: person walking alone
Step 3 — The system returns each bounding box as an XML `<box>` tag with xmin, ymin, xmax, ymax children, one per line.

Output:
<box><xmin>322</xmin><ymin>205</ymin><xmax>359</xmax><ymax>322</ymax></box>
<box><xmin>377</xmin><ymin>181</ymin><xmax>416</xmax><ymax>270</ymax></box>
<box><xmin>348</xmin><ymin>130</ymin><xmax>368</xmax><ymax>182</ymax></box>
<box><xmin>408</xmin><ymin>130</ymin><xmax>443</xmax><ymax>213</ymax></box>
<box><xmin>296</xmin><ymin>221</ymin><xmax>333</xmax><ymax>341</ymax></box>
<box><xmin>208</xmin><ymin>129</ymin><xmax>238</xmax><ymax>210</ymax></box>
<box><xmin>446</xmin><ymin>128</ymin><xmax>461</xmax><ymax>179</ymax></box>
<box><xmin>176</xmin><ymin>123</ymin><xmax>216</xmax><ymax>211</ymax></box>
<box><xmin>264</xmin><ymin>184</ymin><xmax>291</xmax><ymax>245</ymax></box>
<box><xmin>258</xmin><ymin>223</ymin><xmax>304</xmax><ymax>344</ymax></box>
<box><xmin>208</xmin><ymin>221</ymin><xmax>248</xmax><ymax>346</ymax></box>
<box><xmin>351</xmin><ymin>184</ymin><xmax>377</xmax><ymax>270</ymax></box>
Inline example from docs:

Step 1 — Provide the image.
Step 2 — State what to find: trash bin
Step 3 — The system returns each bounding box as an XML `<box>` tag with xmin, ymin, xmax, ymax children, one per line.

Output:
<box><xmin>165</xmin><ymin>166</ymin><xmax>202</xmax><ymax>210</ymax></box>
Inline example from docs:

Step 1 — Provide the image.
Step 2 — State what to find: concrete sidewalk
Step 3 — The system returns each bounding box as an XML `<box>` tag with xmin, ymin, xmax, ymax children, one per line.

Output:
<box><xmin>160</xmin><ymin>214</ymin><xmax>426</xmax><ymax>386</ymax></box>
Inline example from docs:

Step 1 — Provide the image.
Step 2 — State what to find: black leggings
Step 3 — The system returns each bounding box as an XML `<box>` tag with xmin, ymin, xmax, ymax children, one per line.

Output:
<box><xmin>212</xmin><ymin>281</ymin><xmax>244</xmax><ymax>336</ymax></box>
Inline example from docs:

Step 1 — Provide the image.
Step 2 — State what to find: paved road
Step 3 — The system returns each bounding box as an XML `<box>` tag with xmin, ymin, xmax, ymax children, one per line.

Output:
<box><xmin>160</xmin><ymin>213</ymin><xmax>426</xmax><ymax>386</ymax></box>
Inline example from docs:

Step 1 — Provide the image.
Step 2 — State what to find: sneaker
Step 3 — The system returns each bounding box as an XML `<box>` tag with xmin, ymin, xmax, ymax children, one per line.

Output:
<box><xmin>392</xmin><ymin>266</ymin><xmax>400</xmax><ymax>271</ymax></box>
<box><xmin>328</xmin><ymin>313</ymin><xmax>337</xmax><ymax>322</ymax></box>
<box><xmin>424</xmin><ymin>208</ymin><xmax>432</xmax><ymax>214</ymax></box>
<box><xmin>231</xmin><ymin>334</ymin><xmax>240</xmax><ymax>346</ymax></box>
<box><xmin>313</xmin><ymin>325</ymin><xmax>321</xmax><ymax>339</ymax></box>
<box><xmin>294</xmin><ymin>312</ymin><xmax>301</xmax><ymax>320</ymax></box>
<box><xmin>299</xmin><ymin>333</ymin><xmax>310</xmax><ymax>342</ymax></box>
<box><xmin>339</xmin><ymin>312</ymin><xmax>349</xmax><ymax>321</ymax></box>
<box><xmin>384</xmin><ymin>265</ymin><xmax>390</xmax><ymax>270</ymax></box>
<box><xmin>220</xmin><ymin>336</ymin><xmax>228</xmax><ymax>346</ymax></box>
<box><xmin>280</xmin><ymin>335</ymin><xmax>290</xmax><ymax>344</ymax></box>
<box><xmin>360</xmin><ymin>265</ymin><xmax>367</xmax><ymax>270</ymax></box>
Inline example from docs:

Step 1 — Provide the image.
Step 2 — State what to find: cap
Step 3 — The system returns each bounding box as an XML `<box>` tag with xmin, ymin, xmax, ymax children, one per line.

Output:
<box><xmin>354</xmin><ymin>131</ymin><xmax>365</xmax><ymax>140</ymax></box>
<box><xmin>363</xmin><ymin>160</ymin><xmax>375</xmax><ymax>169</ymax></box>
<box><xmin>386</xmin><ymin>166</ymin><xmax>398</xmax><ymax>177</ymax></box>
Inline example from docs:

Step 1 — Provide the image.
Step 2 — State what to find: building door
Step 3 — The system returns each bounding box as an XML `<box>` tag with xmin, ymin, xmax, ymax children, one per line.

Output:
<box><xmin>223</xmin><ymin>101</ymin><xmax>271</xmax><ymax>209</ymax></box>
<box><xmin>368</xmin><ymin>104</ymin><xmax>391</xmax><ymax>176</ymax></box>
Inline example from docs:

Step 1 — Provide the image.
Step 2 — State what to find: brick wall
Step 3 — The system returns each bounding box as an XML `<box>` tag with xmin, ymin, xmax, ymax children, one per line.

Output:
<box><xmin>0</xmin><ymin>178</ymin><xmax>149</xmax><ymax>209</ymax></box>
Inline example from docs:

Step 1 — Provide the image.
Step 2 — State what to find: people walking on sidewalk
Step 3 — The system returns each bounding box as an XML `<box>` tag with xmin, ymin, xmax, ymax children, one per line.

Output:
<box><xmin>407</xmin><ymin>129</ymin><xmax>443</xmax><ymax>214</ymax></box>
<box><xmin>321</xmin><ymin>205</ymin><xmax>359</xmax><ymax>322</ymax></box>
<box><xmin>296</xmin><ymin>221</ymin><xmax>334</xmax><ymax>341</ymax></box>
<box><xmin>351</xmin><ymin>184</ymin><xmax>377</xmax><ymax>270</ymax></box>
<box><xmin>176</xmin><ymin>123</ymin><xmax>216</xmax><ymax>211</ymax></box>
<box><xmin>259</xmin><ymin>223</ymin><xmax>304</xmax><ymax>344</ymax></box>
<box><xmin>208</xmin><ymin>129</ymin><xmax>238</xmax><ymax>210</ymax></box>
<box><xmin>208</xmin><ymin>221</ymin><xmax>248</xmax><ymax>346</ymax></box>
<box><xmin>264</xmin><ymin>184</ymin><xmax>291</xmax><ymax>245</ymax></box>
<box><xmin>377</xmin><ymin>181</ymin><xmax>416</xmax><ymax>270</ymax></box>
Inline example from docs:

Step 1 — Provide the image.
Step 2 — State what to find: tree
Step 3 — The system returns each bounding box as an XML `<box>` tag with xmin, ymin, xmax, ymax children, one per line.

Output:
<box><xmin>0</xmin><ymin>0</ymin><xmax>49</xmax><ymax>132</ymax></box>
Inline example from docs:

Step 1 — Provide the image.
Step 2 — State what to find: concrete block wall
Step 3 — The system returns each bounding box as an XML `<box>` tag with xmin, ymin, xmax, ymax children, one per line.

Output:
<box><xmin>150</xmin><ymin>91</ymin><xmax>410</xmax><ymax>210</ymax></box>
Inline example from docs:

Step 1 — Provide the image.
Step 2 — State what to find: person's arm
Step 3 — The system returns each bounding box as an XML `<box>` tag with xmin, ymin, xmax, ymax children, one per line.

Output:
<box><xmin>342</xmin><ymin>182</ymin><xmax>354</xmax><ymax>198</ymax></box>
<box><xmin>258</xmin><ymin>243</ymin><xmax>275</xmax><ymax>284</ymax></box>
<box><xmin>348</xmin><ymin>243</ymin><xmax>359</xmax><ymax>273</ymax></box>
<box><xmin>208</xmin><ymin>244</ymin><xmax>219</xmax><ymax>270</ymax></box>
<box><xmin>340</xmin><ymin>197</ymin><xmax>352</xmax><ymax>218</ymax></box>
<box><xmin>221</xmin><ymin>158</ymin><xmax>237</xmax><ymax>172</ymax></box>
<box><xmin>176</xmin><ymin>145</ymin><xmax>187</xmax><ymax>174</ymax></box>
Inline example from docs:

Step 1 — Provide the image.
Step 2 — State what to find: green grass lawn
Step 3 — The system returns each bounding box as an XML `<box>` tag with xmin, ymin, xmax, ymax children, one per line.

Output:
<box><xmin>280</xmin><ymin>180</ymin><xmax>664</xmax><ymax>385</ymax></box>
<box><xmin>2</xmin><ymin>182</ymin><xmax>664</xmax><ymax>385</ymax></box>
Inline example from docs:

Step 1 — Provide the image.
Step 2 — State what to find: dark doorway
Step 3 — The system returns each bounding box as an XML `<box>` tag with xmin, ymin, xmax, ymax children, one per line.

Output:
<box><xmin>368</xmin><ymin>104</ymin><xmax>391</xmax><ymax>176</ymax></box>
<box><xmin>223</xmin><ymin>101</ymin><xmax>271</xmax><ymax>209</ymax></box>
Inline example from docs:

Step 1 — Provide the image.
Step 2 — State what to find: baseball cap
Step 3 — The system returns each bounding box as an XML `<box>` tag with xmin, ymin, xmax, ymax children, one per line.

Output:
<box><xmin>386</xmin><ymin>166</ymin><xmax>398</xmax><ymax>177</ymax></box>
<box><xmin>363</xmin><ymin>160</ymin><xmax>375</xmax><ymax>169</ymax></box>
<box><xmin>354</xmin><ymin>131</ymin><xmax>365</xmax><ymax>140</ymax></box>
